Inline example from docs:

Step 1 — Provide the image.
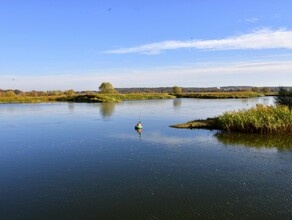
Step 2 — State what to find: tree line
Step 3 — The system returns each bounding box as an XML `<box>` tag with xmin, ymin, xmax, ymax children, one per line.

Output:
<box><xmin>0</xmin><ymin>83</ymin><xmax>290</xmax><ymax>97</ymax></box>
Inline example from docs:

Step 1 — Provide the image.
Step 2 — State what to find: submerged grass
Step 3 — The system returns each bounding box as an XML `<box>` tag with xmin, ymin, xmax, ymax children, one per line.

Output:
<box><xmin>176</xmin><ymin>91</ymin><xmax>263</xmax><ymax>99</ymax></box>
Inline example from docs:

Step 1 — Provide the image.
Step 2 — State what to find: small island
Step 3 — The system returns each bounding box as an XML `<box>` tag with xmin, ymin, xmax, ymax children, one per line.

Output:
<box><xmin>171</xmin><ymin>88</ymin><xmax>292</xmax><ymax>134</ymax></box>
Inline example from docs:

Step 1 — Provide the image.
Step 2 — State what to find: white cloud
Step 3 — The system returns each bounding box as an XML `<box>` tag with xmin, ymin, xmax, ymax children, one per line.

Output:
<box><xmin>105</xmin><ymin>28</ymin><xmax>292</xmax><ymax>54</ymax></box>
<box><xmin>112</xmin><ymin>132</ymin><xmax>210</xmax><ymax>146</ymax></box>
<box><xmin>245</xmin><ymin>17</ymin><xmax>259</xmax><ymax>23</ymax></box>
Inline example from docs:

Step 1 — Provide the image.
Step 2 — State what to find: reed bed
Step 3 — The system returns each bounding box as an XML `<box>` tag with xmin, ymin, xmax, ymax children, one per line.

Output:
<box><xmin>215</xmin><ymin>105</ymin><xmax>292</xmax><ymax>133</ymax></box>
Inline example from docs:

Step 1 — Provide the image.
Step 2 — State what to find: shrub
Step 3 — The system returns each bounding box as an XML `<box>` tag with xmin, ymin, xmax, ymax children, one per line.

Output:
<box><xmin>275</xmin><ymin>87</ymin><xmax>292</xmax><ymax>109</ymax></box>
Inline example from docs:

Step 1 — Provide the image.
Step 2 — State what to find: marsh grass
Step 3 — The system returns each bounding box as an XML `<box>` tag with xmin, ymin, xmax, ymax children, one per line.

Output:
<box><xmin>103</xmin><ymin>93</ymin><xmax>176</xmax><ymax>101</ymax></box>
<box><xmin>56</xmin><ymin>93</ymin><xmax>175</xmax><ymax>103</ymax></box>
<box><xmin>0</xmin><ymin>93</ymin><xmax>175</xmax><ymax>104</ymax></box>
<box><xmin>171</xmin><ymin>105</ymin><xmax>292</xmax><ymax>134</ymax></box>
<box><xmin>215</xmin><ymin>105</ymin><xmax>292</xmax><ymax>133</ymax></box>
<box><xmin>0</xmin><ymin>96</ymin><xmax>54</xmax><ymax>103</ymax></box>
<box><xmin>176</xmin><ymin>91</ymin><xmax>263</xmax><ymax>99</ymax></box>
<box><xmin>170</xmin><ymin>119</ymin><xmax>216</xmax><ymax>129</ymax></box>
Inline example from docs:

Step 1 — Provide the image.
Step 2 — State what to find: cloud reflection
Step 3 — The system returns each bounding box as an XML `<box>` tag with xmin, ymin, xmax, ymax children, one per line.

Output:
<box><xmin>112</xmin><ymin>131</ymin><xmax>212</xmax><ymax>146</ymax></box>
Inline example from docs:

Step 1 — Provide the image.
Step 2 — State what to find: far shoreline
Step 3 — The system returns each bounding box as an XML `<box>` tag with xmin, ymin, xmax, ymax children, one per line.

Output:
<box><xmin>0</xmin><ymin>91</ymin><xmax>273</xmax><ymax>104</ymax></box>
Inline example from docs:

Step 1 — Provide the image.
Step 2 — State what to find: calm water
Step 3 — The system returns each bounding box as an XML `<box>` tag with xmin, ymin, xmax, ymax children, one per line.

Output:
<box><xmin>1</xmin><ymin>97</ymin><xmax>292</xmax><ymax>219</ymax></box>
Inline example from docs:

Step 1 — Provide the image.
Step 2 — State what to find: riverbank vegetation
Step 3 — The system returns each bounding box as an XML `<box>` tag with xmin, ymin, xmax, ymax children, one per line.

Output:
<box><xmin>0</xmin><ymin>92</ymin><xmax>175</xmax><ymax>104</ymax></box>
<box><xmin>172</xmin><ymin>87</ymin><xmax>292</xmax><ymax>134</ymax></box>
<box><xmin>0</xmin><ymin>91</ymin><xmax>265</xmax><ymax>103</ymax></box>
<box><xmin>275</xmin><ymin>87</ymin><xmax>292</xmax><ymax>109</ymax></box>
<box><xmin>176</xmin><ymin>91</ymin><xmax>264</xmax><ymax>99</ymax></box>
<box><xmin>0</xmin><ymin>84</ymin><xmax>288</xmax><ymax>104</ymax></box>
<box><xmin>215</xmin><ymin>105</ymin><xmax>292</xmax><ymax>133</ymax></box>
<box><xmin>57</xmin><ymin>93</ymin><xmax>176</xmax><ymax>103</ymax></box>
<box><xmin>171</xmin><ymin>105</ymin><xmax>292</xmax><ymax>134</ymax></box>
<box><xmin>0</xmin><ymin>96</ymin><xmax>54</xmax><ymax>103</ymax></box>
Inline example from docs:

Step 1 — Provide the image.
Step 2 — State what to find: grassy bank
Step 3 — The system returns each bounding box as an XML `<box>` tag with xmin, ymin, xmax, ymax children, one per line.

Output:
<box><xmin>170</xmin><ymin>119</ymin><xmax>216</xmax><ymax>129</ymax></box>
<box><xmin>0</xmin><ymin>91</ymin><xmax>270</xmax><ymax>104</ymax></box>
<box><xmin>176</xmin><ymin>91</ymin><xmax>264</xmax><ymax>99</ymax></box>
<box><xmin>0</xmin><ymin>93</ymin><xmax>176</xmax><ymax>104</ymax></box>
<box><xmin>61</xmin><ymin>93</ymin><xmax>176</xmax><ymax>103</ymax></box>
<box><xmin>99</xmin><ymin>93</ymin><xmax>176</xmax><ymax>101</ymax></box>
<box><xmin>0</xmin><ymin>96</ymin><xmax>55</xmax><ymax>103</ymax></box>
<box><xmin>171</xmin><ymin>105</ymin><xmax>292</xmax><ymax>134</ymax></box>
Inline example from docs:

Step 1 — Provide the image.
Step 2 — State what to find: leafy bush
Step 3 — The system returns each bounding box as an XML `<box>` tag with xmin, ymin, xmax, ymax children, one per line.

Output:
<box><xmin>275</xmin><ymin>87</ymin><xmax>292</xmax><ymax>109</ymax></box>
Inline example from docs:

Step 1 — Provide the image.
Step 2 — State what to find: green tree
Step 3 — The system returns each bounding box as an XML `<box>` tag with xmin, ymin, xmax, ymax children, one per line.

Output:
<box><xmin>172</xmin><ymin>86</ymin><xmax>182</xmax><ymax>94</ymax></box>
<box><xmin>275</xmin><ymin>87</ymin><xmax>292</xmax><ymax>109</ymax></box>
<box><xmin>99</xmin><ymin>82</ymin><xmax>117</xmax><ymax>94</ymax></box>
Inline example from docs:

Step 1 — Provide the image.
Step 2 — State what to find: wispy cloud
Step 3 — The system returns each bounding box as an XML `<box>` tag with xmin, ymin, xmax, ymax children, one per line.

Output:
<box><xmin>245</xmin><ymin>17</ymin><xmax>259</xmax><ymax>23</ymax></box>
<box><xmin>105</xmin><ymin>28</ymin><xmax>292</xmax><ymax>54</ymax></box>
<box><xmin>112</xmin><ymin>132</ymin><xmax>211</xmax><ymax>146</ymax></box>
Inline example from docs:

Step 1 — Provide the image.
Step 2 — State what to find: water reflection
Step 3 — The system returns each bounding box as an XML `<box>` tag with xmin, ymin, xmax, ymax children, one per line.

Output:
<box><xmin>134</xmin><ymin>127</ymin><xmax>142</xmax><ymax>140</ymax></box>
<box><xmin>67</xmin><ymin>103</ymin><xmax>75</xmax><ymax>111</ymax></box>
<box><xmin>99</xmin><ymin>103</ymin><xmax>115</xmax><ymax>118</ymax></box>
<box><xmin>173</xmin><ymin>99</ymin><xmax>182</xmax><ymax>108</ymax></box>
<box><xmin>114</xmin><ymin>131</ymin><xmax>210</xmax><ymax>146</ymax></box>
<box><xmin>215</xmin><ymin>132</ymin><xmax>292</xmax><ymax>150</ymax></box>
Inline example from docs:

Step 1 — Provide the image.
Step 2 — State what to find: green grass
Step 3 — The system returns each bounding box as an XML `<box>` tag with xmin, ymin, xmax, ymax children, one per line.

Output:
<box><xmin>215</xmin><ymin>105</ymin><xmax>292</xmax><ymax>133</ymax></box>
<box><xmin>0</xmin><ymin>92</ymin><xmax>266</xmax><ymax>103</ymax></box>
<box><xmin>56</xmin><ymin>95</ymin><xmax>118</xmax><ymax>103</ymax></box>
<box><xmin>170</xmin><ymin>119</ymin><xmax>216</xmax><ymax>129</ymax></box>
<box><xmin>171</xmin><ymin>105</ymin><xmax>292</xmax><ymax>134</ymax></box>
<box><xmin>101</xmin><ymin>93</ymin><xmax>176</xmax><ymax>101</ymax></box>
<box><xmin>176</xmin><ymin>91</ymin><xmax>263</xmax><ymax>99</ymax></box>
<box><xmin>58</xmin><ymin>93</ymin><xmax>175</xmax><ymax>103</ymax></box>
<box><xmin>0</xmin><ymin>93</ymin><xmax>176</xmax><ymax>104</ymax></box>
<box><xmin>0</xmin><ymin>96</ymin><xmax>54</xmax><ymax>103</ymax></box>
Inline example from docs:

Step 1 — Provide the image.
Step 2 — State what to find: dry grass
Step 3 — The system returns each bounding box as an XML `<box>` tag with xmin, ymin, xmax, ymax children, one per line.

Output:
<box><xmin>176</xmin><ymin>91</ymin><xmax>263</xmax><ymax>99</ymax></box>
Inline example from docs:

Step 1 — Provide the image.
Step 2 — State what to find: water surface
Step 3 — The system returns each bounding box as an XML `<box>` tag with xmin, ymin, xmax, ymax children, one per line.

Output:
<box><xmin>1</xmin><ymin>97</ymin><xmax>292</xmax><ymax>219</ymax></box>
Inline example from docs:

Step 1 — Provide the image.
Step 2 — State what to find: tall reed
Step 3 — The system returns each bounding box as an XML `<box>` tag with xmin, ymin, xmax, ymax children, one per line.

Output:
<box><xmin>215</xmin><ymin>105</ymin><xmax>292</xmax><ymax>133</ymax></box>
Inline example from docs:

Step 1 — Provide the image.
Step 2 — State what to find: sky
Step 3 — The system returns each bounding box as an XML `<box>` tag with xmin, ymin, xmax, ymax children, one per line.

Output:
<box><xmin>0</xmin><ymin>0</ymin><xmax>292</xmax><ymax>90</ymax></box>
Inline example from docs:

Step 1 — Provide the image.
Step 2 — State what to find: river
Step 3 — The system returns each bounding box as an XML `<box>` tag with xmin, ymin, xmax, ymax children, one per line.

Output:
<box><xmin>1</xmin><ymin>97</ymin><xmax>292</xmax><ymax>219</ymax></box>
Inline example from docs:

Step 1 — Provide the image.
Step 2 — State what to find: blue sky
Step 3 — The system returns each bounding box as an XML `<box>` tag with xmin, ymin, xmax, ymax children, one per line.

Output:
<box><xmin>1</xmin><ymin>0</ymin><xmax>292</xmax><ymax>90</ymax></box>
